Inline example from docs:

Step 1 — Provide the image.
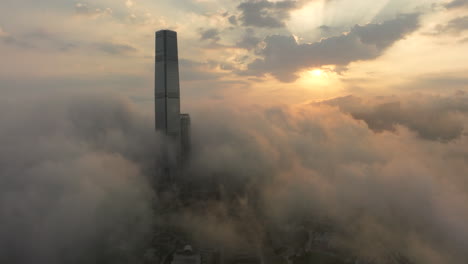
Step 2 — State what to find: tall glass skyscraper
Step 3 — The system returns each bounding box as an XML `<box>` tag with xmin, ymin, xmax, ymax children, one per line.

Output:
<box><xmin>155</xmin><ymin>30</ymin><xmax>181</xmax><ymax>140</ymax></box>
<box><xmin>155</xmin><ymin>30</ymin><xmax>191</xmax><ymax>181</ymax></box>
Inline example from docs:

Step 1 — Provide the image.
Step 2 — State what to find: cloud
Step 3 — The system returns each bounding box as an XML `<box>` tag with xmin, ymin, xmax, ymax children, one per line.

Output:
<box><xmin>319</xmin><ymin>93</ymin><xmax>468</xmax><ymax>141</ymax></box>
<box><xmin>0</xmin><ymin>28</ymin><xmax>137</xmax><ymax>56</ymax></box>
<box><xmin>199</xmin><ymin>28</ymin><xmax>221</xmax><ymax>42</ymax></box>
<box><xmin>184</xmin><ymin>93</ymin><xmax>468</xmax><ymax>263</ymax></box>
<box><xmin>0</xmin><ymin>93</ymin><xmax>157</xmax><ymax>264</ymax></box>
<box><xmin>445</xmin><ymin>0</ymin><xmax>468</xmax><ymax>9</ymax></box>
<box><xmin>2</xmin><ymin>88</ymin><xmax>468</xmax><ymax>263</ymax></box>
<box><xmin>125</xmin><ymin>0</ymin><xmax>135</xmax><ymax>8</ymax></box>
<box><xmin>74</xmin><ymin>2</ymin><xmax>89</xmax><ymax>14</ymax></box>
<box><xmin>94</xmin><ymin>42</ymin><xmax>138</xmax><ymax>55</ymax></box>
<box><xmin>0</xmin><ymin>29</ymin><xmax>76</xmax><ymax>51</ymax></box>
<box><xmin>244</xmin><ymin>14</ymin><xmax>420</xmax><ymax>82</ymax></box>
<box><xmin>236</xmin><ymin>28</ymin><xmax>261</xmax><ymax>50</ymax></box>
<box><xmin>400</xmin><ymin>73</ymin><xmax>468</xmax><ymax>91</ymax></box>
<box><xmin>461</xmin><ymin>36</ymin><xmax>468</xmax><ymax>43</ymax></box>
<box><xmin>0</xmin><ymin>26</ymin><xmax>8</xmax><ymax>37</ymax></box>
<box><xmin>228</xmin><ymin>15</ymin><xmax>238</xmax><ymax>25</ymax></box>
<box><xmin>74</xmin><ymin>3</ymin><xmax>113</xmax><ymax>18</ymax></box>
<box><xmin>179</xmin><ymin>59</ymin><xmax>224</xmax><ymax>81</ymax></box>
<box><xmin>237</xmin><ymin>0</ymin><xmax>300</xmax><ymax>28</ymax></box>
<box><xmin>435</xmin><ymin>16</ymin><xmax>468</xmax><ymax>35</ymax></box>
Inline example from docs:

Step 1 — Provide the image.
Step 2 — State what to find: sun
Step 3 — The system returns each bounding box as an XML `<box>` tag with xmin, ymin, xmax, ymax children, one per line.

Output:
<box><xmin>299</xmin><ymin>67</ymin><xmax>336</xmax><ymax>86</ymax></box>
<box><xmin>309</xmin><ymin>69</ymin><xmax>323</xmax><ymax>77</ymax></box>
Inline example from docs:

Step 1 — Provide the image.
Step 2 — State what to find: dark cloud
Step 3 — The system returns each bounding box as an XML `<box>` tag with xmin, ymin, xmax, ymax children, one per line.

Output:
<box><xmin>319</xmin><ymin>25</ymin><xmax>332</xmax><ymax>32</ymax></box>
<box><xmin>319</xmin><ymin>93</ymin><xmax>468</xmax><ymax>141</ymax></box>
<box><xmin>244</xmin><ymin>14</ymin><xmax>420</xmax><ymax>82</ymax></box>
<box><xmin>435</xmin><ymin>16</ymin><xmax>468</xmax><ymax>35</ymax></box>
<box><xmin>199</xmin><ymin>28</ymin><xmax>221</xmax><ymax>42</ymax></box>
<box><xmin>236</xmin><ymin>28</ymin><xmax>261</xmax><ymax>50</ymax></box>
<box><xmin>228</xmin><ymin>15</ymin><xmax>238</xmax><ymax>25</ymax></box>
<box><xmin>317</xmin><ymin>24</ymin><xmax>349</xmax><ymax>39</ymax></box>
<box><xmin>445</xmin><ymin>0</ymin><xmax>468</xmax><ymax>9</ymax></box>
<box><xmin>237</xmin><ymin>0</ymin><xmax>299</xmax><ymax>28</ymax></box>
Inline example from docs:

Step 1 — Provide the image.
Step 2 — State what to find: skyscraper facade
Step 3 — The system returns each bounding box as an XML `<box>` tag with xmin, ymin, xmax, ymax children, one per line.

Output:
<box><xmin>155</xmin><ymin>30</ymin><xmax>191</xmax><ymax>182</ymax></box>
<box><xmin>155</xmin><ymin>30</ymin><xmax>181</xmax><ymax>140</ymax></box>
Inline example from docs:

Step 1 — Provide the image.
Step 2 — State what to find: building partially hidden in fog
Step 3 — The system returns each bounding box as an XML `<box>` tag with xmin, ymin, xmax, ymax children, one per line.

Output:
<box><xmin>155</xmin><ymin>29</ymin><xmax>191</xmax><ymax>180</ymax></box>
<box><xmin>180</xmin><ymin>113</ymin><xmax>191</xmax><ymax>161</ymax></box>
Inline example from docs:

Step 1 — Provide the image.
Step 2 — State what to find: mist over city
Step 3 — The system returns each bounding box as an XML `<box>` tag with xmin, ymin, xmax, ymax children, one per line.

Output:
<box><xmin>1</xmin><ymin>0</ymin><xmax>468</xmax><ymax>264</ymax></box>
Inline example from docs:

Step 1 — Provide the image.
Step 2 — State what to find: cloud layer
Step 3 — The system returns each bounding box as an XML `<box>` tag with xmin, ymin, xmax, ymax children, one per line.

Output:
<box><xmin>1</xmin><ymin>90</ymin><xmax>468</xmax><ymax>263</ymax></box>
<box><xmin>0</xmin><ymin>94</ymin><xmax>157</xmax><ymax>264</ymax></box>
<box><xmin>319</xmin><ymin>93</ymin><xmax>468</xmax><ymax>141</ymax></box>
<box><xmin>245</xmin><ymin>14</ymin><xmax>420</xmax><ymax>81</ymax></box>
<box><xmin>185</xmin><ymin>94</ymin><xmax>468</xmax><ymax>263</ymax></box>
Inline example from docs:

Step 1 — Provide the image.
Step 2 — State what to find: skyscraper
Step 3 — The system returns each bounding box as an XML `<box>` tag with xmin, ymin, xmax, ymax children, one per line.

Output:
<box><xmin>155</xmin><ymin>30</ymin><xmax>191</xmax><ymax>182</ymax></box>
<box><xmin>155</xmin><ymin>30</ymin><xmax>181</xmax><ymax>140</ymax></box>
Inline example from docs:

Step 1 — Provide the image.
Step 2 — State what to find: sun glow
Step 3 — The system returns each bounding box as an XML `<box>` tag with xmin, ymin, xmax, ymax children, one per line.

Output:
<box><xmin>300</xmin><ymin>67</ymin><xmax>336</xmax><ymax>85</ymax></box>
<box><xmin>310</xmin><ymin>69</ymin><xmax>323</xmax><ymax>77</ymax></box>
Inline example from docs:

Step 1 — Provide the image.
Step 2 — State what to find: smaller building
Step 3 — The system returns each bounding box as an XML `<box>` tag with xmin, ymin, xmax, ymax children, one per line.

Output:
<box><xmin>180</xmin><ymin>113</ymin><xmax>191</xmax><ymax>161</ymax></box>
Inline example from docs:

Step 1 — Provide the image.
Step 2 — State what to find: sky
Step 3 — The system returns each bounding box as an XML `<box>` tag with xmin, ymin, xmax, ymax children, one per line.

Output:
<box><xmin>1</xmin><ymin>0</ymin><xmax>468</xmax><ymax>109</ymax></box>
<box><xmin>2</xmin><ymin>1</ymin><xmax>468</xmax><ymax>264</ymax></box>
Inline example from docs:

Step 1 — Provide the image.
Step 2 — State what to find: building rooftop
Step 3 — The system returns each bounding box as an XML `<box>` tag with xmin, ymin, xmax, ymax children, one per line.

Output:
<box><xmin>156</xmin><ymin>29</ymin><xmax>177</xmax><ymax>36</ymax></box>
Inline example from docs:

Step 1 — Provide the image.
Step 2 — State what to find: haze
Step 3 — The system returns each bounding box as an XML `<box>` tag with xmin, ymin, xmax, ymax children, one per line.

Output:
<box><xmin>1</xmin><ymin>0</ymin><xmax>468</xmax><ymax>264</ymax></box>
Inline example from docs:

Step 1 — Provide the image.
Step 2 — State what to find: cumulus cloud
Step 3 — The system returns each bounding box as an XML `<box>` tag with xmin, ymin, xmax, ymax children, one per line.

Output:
<box><xmin>182</xmin><ymin>93</ymin><xmax>468</xmax><ymax>263</ymax></box>
<box><xmin>199</xmin><ymin>28</ymin><xmax>221</xmax><ymax>42</ymax></box>
<box><xmin>319</xmin><ymin>93</ymin><xmax>468</xmax><ymax>141</ymax></box>
<box><xmin>245</xmin><ymin>14</ymin><xmax>420</xmax><ymax>82</ymax></box>
<box><xmin>237</xmin><ymin>0</ymin><xmax>300</xmax><ymax>28</ymax></box>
